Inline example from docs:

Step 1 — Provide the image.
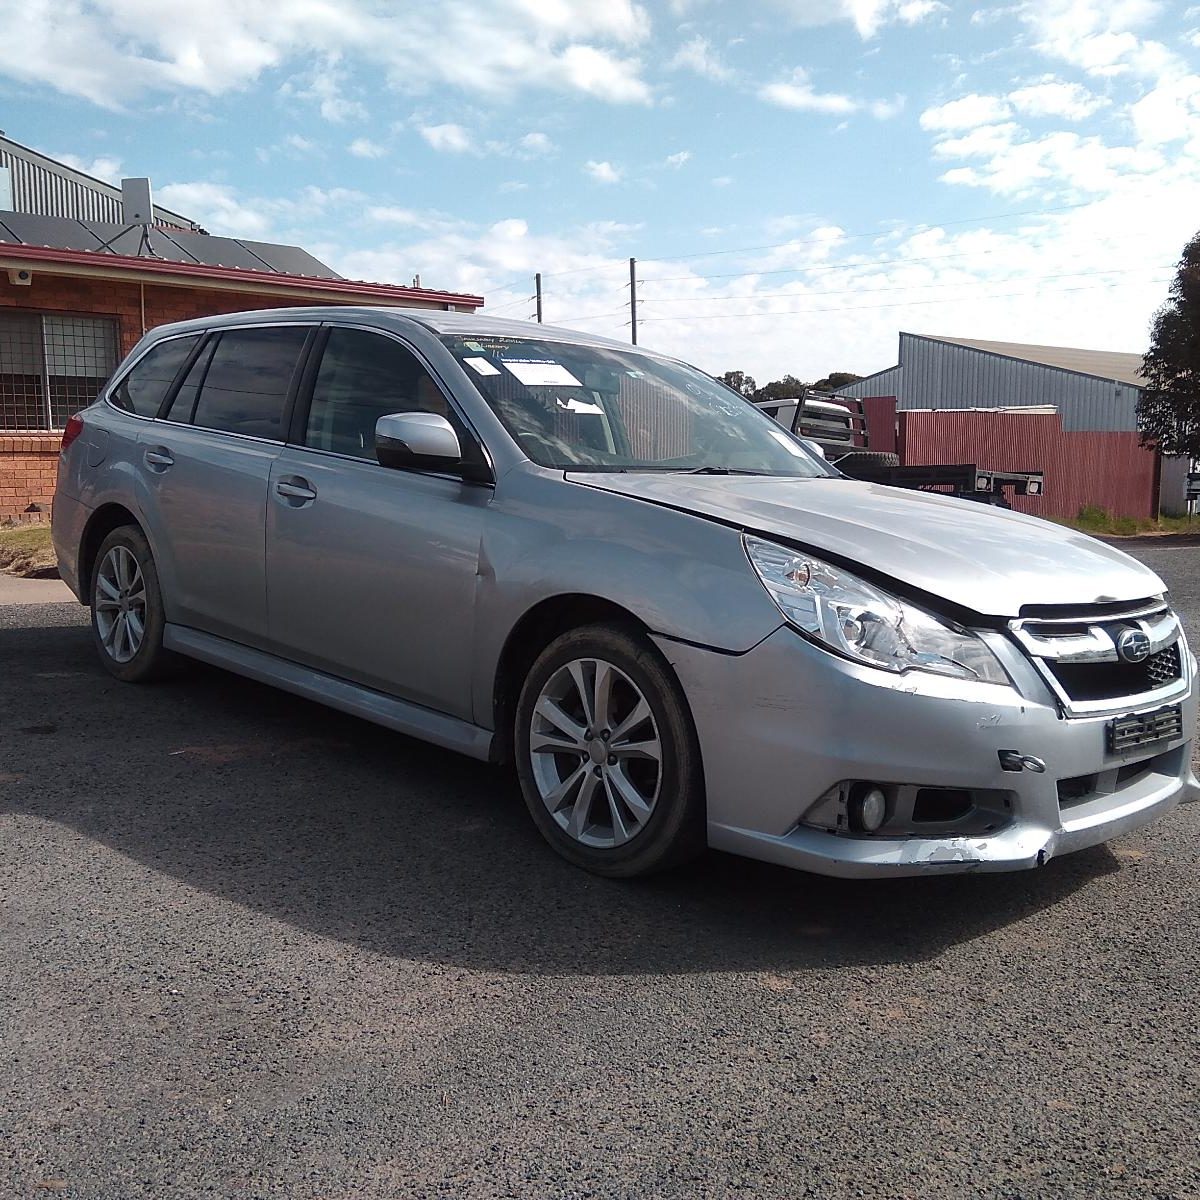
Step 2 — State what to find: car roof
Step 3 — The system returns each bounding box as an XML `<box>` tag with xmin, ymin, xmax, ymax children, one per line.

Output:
<box><xmin>146</xmin><ymin>305</ymin><xmax>652</xmax><ymax>356</ymax></box>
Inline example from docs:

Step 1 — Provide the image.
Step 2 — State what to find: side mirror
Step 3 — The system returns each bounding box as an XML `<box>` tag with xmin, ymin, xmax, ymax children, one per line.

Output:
<box><xmin>801</xmin><ymin>438</ymin><xmax>827</xmax><ymax>460</ymax></box>
<box><xmin>375</xmin><ymin>412</ymin><xmax>462</xmax><ymax>469</ymax></box>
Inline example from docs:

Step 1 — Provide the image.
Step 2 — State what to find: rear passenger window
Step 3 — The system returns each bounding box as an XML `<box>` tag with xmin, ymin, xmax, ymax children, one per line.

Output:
<box><xmin>110</xmin><ymin>335</ymin><xmax>199</xmax><ymax>416</ymax></box>
<box><xmin>304</xmin><ymin>328</ymin><xmax>453</xmax><ymax>459</ymax></box>
<box><xmin>191</xmin><ymin>327</ymin><xmax>309</xmax><ymax>440</ymax></box>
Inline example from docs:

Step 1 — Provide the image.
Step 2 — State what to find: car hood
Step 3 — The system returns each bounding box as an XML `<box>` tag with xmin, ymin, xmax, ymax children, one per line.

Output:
<box><xmin>566</xmin><ymin>474</ymin><xmax>1165</xmax><ymax>618</ymax></box>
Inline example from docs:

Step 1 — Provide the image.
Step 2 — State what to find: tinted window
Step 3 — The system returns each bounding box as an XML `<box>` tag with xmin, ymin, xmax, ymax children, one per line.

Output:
<box><xmin>191</xmin><ymin>327</ymin><xmax>309</xmax><ymax>439</ymax></box>
<box><xmin>162</xmin><ymin>337</ymin><xmax>216</xmax><ymax>424</ymax></box>
<box><xmin>111</xmin><ymin>335</ymin><xmax>199</xmax><ymax>417</ymax></box>
<box><xmin>304</xmin><ymin>328</ymin><xmax>453</xmax><ymax>459</ymax></box>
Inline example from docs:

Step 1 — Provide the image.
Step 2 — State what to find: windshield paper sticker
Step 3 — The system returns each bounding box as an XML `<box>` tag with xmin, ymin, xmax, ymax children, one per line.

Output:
<box><xmin>501</xmin><ymin>359</ymin><xmax>583</xmax><ymax>387</ymax></box>
<box><xmin>463</xmin><ymin>357</ymin><xmax>502</xmax><ymax>376</ymax></box>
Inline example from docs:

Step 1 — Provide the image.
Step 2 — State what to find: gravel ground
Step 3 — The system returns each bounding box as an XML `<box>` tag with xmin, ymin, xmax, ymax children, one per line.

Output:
<box><xmin>1</xmin><ymin>544</ymin><xmax>1198</xmax><ymax>1200</ymax></box>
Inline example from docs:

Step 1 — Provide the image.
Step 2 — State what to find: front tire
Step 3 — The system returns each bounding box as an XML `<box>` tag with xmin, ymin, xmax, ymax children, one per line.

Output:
<box><xmin>515</xmin><ymin>624</ymin><xmax>705</xmax><ymax>877</ymax></box>
<box><xmin>89</xmin><ymin>526</ymin><xmax>174</xmax><ymax>683</ymax></box>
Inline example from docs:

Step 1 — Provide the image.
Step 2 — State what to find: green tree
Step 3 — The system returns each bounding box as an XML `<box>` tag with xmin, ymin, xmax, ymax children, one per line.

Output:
<box><xmin>812</xmin><ymin>371</ymin><xmax>863</xmax><ymax>392</ymax></box>
<box><xmin>719</xmin><ymin>370</ymin><xmax>757</xmax><ymax>397</ymax></box>
<box><xmin>752</xmin><ymin>374</ymin><xmax>809</xmax><ymax>403</ymax></box>
<box><xmin>1138</xmin><ymin>231</ymin><xmax>1200</xmax><ymax>457</ymax></box>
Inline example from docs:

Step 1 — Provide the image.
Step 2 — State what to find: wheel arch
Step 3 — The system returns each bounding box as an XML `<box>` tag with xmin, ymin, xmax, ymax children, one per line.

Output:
<box><xmin>79</xmin><ymin>503</ymin><xmax>143</xmax><ymax>601</ymax></box>
<box><xmin>491</xmin><ymin>593</ymin><xmax>652</xmax><ymax>763</ymax></box>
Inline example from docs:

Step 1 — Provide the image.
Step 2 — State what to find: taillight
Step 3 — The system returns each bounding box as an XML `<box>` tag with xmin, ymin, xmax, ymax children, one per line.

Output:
<box><xmin>60</xmin><ymin>413</ymin><xmax>85</xmax><ymax>452</ymax></box>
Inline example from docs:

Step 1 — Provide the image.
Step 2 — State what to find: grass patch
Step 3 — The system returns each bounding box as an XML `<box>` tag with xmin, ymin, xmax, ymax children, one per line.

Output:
<box><xmin>1051</xmin><ymin>504</ymin><xmax>1199</xmax><ymax>538</ymax></box>
<box><xmin>0</xmin><ymin>523</ymin><xmax>58</xmax><ymax>577</ymax></box>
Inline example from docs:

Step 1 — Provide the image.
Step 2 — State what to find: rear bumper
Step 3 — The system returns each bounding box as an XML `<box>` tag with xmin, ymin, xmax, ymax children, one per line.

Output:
<box><xmin>50</xmin><ymin>489</ymin><xmax>89</xmax><ymax>602</ymax></box>
<box><xmin>656</xmin><ymin>626</ymin><xmax>1198</xmax><ymax>878</ymax></box>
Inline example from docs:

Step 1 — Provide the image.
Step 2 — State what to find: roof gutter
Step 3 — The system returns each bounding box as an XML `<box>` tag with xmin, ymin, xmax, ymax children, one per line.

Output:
<box><xmin>0</xmin><ymin>242</ymin><xmax>483</xmax><ymax>309</ymax></box>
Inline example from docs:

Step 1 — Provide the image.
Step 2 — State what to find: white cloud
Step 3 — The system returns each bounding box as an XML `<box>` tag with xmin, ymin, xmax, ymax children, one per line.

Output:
<box><xmin>583</xmin><ymin>159</ymin><xmax>622</xmax><ymax>183</ymax></box>
<box><xmin>0</xmin><ymin>0</ymin><xmax>653</xmax><ymax>109</ymax></box>
<box><xmin>1130</xmin><ymin>73</ymin><xmax>1200</xmax><ymax>144</ymax></box>
<box><xmin>665</xmin><ymin>150</ymin><xmax>692</xmax><ymax>167</ymax></box>
<box><xmin>711</xmin><ymin>175</ymin><xmax>733</xmax><ymax>187</ymax></box>
<box><xmin>1017</xmin><ymin>0</ymin><xmax>1173</xmax><ymax>78</ymax></box>
<box><xmin>1008</xmin><ymin>80</ymin><xmax>1106</xmax><ymax>120</ymax></box>
<box><xmin>760</xmin><ymin>69</ymin><xmax>859</xmax><ymax>115</ymax></box>
<box><xmin>770</xmin><ymin>0</ymin><xmax>947</xmax><ymax>38</ymax></box>
<box><xmin>920</xmin><ymin>93</ymin><xmax>1012</xmax><ymax>131</ymax></box>
<box><xmin>155</xmin><ymin>181</ymin><xmax>271</xmax><ymax>236</ymax></box>
<box><xmin>419</xmin><ymin>123</ymin><xmax>473</xmax><ymax>153</ymax></box>
<box><xmin>668</xmin><ymin>36</ymin><xmax>733</xmax><ymax>82</ymax></box>
<box><xmin>517</xmin><ymin>131</ymin><xmax>555</xmax><ymax>155</ymax></box>
<box><xmin>52</xmin><ymin>152</ymin><xmax>123</xmax><ymax>183</ymax></box>
<box><xmin>348</xmin><ymin>136</ymin><xmax>387</xmax><ymax>158</ymax></box>
<box><xmin>284</xmin><ymin>133</ymin><xmax>316</xmax><ymax>153</ymax></box>
<box><xmin>367</xmin><ymin>206</ymin><xmax>425</xmax><ymax>225</ymax></box>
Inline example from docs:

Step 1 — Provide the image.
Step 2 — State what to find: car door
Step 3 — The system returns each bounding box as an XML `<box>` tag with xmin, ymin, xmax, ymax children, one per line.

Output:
<box><xmin>137</xmin><ymin>323</ymin><xmax>313</xmax><ymax>645</ymax></box>
<box><xmin>265</xmin><ymin>324</ymin><xmax>491</xmax><ymax>721</ymax></box>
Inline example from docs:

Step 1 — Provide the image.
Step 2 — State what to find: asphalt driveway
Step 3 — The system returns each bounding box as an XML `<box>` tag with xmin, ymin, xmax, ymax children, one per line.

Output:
<box><xmin>1</xmin><ymin>542</ymin><xmax>1198</xmax><ymax>1199</ymax></box>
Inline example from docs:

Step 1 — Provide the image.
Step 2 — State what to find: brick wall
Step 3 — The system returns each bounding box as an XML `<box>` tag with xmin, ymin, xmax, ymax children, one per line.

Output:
<box><xmin>0</xmin><ymin>271</ymin><xmax>358</xmax><ymax>357</ymax></box>
<box><xmin>0</xmin><ymin>271</ymin><xmax>371</xmax><ymax>518</ymax></box>
<box><xmin>0</xmin><ymin>434</ymin><xmax>58</xmax><ymax>522</ymax></box>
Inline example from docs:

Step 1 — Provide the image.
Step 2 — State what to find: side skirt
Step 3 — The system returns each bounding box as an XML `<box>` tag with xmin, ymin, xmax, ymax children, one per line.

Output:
<box><xmin>163</xmin><ymin>624</ymin><xmax>496</xmax><ymax>762</ymax></box>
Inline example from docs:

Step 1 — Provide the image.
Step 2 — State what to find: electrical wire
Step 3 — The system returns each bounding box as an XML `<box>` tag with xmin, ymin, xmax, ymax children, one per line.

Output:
<box><xmin>637</xmin><ymin>264</ymin><xmax>1174</xmax><ymax>306</ymax></box>
<box><xmin>637</xmin><ymin>277</ymin><xmax>1174</xmax><ymax>323</ymax></box>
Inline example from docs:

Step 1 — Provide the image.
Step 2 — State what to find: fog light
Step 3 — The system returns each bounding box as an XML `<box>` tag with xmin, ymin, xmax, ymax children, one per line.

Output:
<box><xmin>850</xmin><ymin>786</ymin><xmax>888</xmax><ymax>833</ymax></box>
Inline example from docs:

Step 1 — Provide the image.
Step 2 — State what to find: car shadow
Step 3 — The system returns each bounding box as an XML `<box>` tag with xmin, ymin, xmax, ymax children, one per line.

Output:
<box><xmin>1</xmin><ymin>617</ymin><xmax>1123</xmax><ymax>977</ymax></box>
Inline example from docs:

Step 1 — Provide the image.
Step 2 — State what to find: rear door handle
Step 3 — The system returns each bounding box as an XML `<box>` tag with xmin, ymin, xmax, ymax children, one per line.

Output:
<box><xmin>275</xmin><ymin>478</ymin><xmax>318</xmax><ymax>504</ymax></box>
<box><xmin>143</xmin><ymin>447</ymin><xmax>174</xmax><ymax>471</ymax></box>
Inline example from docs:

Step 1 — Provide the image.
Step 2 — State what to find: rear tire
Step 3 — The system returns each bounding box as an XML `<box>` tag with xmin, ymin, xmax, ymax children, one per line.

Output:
<box><xmin>89</xmin><ymin>526</ymin><xmax>175</xmax><ymax>683</ymax></box>
<box><xmin>514</xmin><ymin>623</ymin><xmax>705</xmax><ymax>878</ymax></box>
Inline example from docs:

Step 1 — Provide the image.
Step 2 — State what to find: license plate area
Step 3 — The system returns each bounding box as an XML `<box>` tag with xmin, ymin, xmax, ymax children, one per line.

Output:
<box><xmin>1107</xmin><ymin>704</ymin><xmax>1183</xmax><ymax>754</ymax></box>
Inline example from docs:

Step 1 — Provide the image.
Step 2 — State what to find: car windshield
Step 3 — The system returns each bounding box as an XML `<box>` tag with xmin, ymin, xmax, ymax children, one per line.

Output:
<box><xmin>440</xmin><ymin>334</ymin><xmax>834</xmax><ymax>476</ymax></box>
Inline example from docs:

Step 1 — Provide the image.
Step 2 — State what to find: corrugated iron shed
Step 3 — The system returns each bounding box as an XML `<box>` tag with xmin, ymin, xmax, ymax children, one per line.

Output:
<box><xmin>0</xmin><ymin>133</ymin><xmax>198</xmax><ymax>229</ymax></box>
<box><xmin>836</xmin><ymin>332</ymin><xmax>1146</xmax><ymax>432</ymax></box>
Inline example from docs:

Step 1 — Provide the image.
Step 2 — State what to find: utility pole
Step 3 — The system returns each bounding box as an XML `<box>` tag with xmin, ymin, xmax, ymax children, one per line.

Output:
<box><xmin>629</xmin><ymin>257</ymin><xmax>638</xmax><ymax>345</ymax></box>
<box><xmin>534</xmin><ymin>272</ymin><xmax>543</xmax><ymax>323</ymax></box>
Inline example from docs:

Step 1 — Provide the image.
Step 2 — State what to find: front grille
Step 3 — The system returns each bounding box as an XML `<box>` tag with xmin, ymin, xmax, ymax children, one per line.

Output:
<box><xmin>1049</xmin><ymin>643</ymin><xmax>1182</xmax><ymax>701</ymax></box>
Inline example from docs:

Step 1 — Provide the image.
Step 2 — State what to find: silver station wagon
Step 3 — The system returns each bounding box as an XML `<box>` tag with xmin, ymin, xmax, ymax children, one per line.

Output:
<box><xmin>53</xmin><ymin>307</ymin><xmax>1197</xmax><ymax>878</ymax></box>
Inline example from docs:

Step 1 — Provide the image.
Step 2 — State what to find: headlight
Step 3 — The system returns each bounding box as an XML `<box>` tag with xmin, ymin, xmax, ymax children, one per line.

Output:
<box><xmin>744</xmin><ymin>535</ymin><xmax>1010</xmax><ymax>685</ymax></box>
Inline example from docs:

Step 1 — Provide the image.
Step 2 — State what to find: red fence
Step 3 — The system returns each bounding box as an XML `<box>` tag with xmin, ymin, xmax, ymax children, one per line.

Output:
<box><xmin>899</xmin><ymin>409</ymin><xmax>1158</xmax><ymax>521</ymax></box>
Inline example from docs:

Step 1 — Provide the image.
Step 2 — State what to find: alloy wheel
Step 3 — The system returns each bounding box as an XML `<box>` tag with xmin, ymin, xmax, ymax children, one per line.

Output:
<box><xmin>528</xmin><ymin>657</ymin><xmax>662</xmax><ymax>848</ymax></box>
<box><xmin>94</xmin><ymin>545</ymin><xmax>147</xmax><ymax>664</ymax></box>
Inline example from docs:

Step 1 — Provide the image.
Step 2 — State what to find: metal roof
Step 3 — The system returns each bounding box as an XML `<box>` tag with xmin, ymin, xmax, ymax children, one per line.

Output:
<box><xmin>0</xmin><ymin>210</ymin><xmax>342</xmax><ymax>279</ymax></box>
<box><xmin>0</xmin><ymin>133</ymin><xmax>199</xmax><ymax>229</ymax></box>
<box><xmin>0</xmin><ymin>241</ymin><xmax>484</xmax><ymax>309</ymax></box>
<box><xmin>921</xmin><ymin>334</ymin><xmax>1146</xmax><ymax>387</ymax></box>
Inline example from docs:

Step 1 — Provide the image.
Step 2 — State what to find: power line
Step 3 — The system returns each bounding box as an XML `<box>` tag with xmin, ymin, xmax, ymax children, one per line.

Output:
<box><xmin>637</xmin><ymin>264</ymin><xmax>1174</xmax><ymax>306</ymax></box>
<box><xmin>660</xmin><ymin>200</ymin><xmax>1095</xmax><ymax>264</ymax></box>
<box><xmin>637</xmin><ymin>277</ymin><xmax>1173</xmax><ymax>323</ymax></box>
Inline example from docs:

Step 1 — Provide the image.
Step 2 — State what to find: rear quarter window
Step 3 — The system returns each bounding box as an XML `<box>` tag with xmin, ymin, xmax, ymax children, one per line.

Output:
<box><xmin>110</xmin><ymin>335</ymin><xmax>200</xmax><ymax>417</ymax></box>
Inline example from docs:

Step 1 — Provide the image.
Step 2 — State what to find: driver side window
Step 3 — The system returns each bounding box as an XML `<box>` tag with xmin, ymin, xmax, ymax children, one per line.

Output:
<box><xmin>304</xmin><ymin>328</ymin><xmax>451</xmax><ymax>460</ymax></box>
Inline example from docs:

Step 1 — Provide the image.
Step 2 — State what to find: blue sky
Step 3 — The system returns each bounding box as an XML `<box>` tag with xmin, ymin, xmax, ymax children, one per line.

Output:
<box><xmin>1</xmin><ymin>0</ymin><xmax>1198</xmax><ymax>381</ymax></box>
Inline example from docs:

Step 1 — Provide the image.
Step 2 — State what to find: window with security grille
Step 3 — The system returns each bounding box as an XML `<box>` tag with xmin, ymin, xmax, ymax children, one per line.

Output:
<box><xmin>0</xmin><ymin>311</ymin><xmax>119</xmax><ymax>430</ymax></box>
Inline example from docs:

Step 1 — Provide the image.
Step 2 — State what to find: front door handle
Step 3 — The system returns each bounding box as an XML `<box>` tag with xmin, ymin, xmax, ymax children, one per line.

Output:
<box><xmin>144</xmin><ymin>447</ymin><xmax>174</xmax><ymax>471</ymax></box>
<box><xmin>275</xmin><ymin>477</ymin><xmax>318</xmax><ymax>505</ymax></box>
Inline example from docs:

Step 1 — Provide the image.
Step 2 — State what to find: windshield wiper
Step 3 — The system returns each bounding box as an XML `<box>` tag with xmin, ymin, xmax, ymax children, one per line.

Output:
<box><xmin>679</xmin><ymin>466</ymin><xmax>769</xmax><ymax>475</ymax></box>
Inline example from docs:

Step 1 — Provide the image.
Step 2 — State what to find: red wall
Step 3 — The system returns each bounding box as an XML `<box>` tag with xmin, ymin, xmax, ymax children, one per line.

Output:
<box><xmin>860</xmin><ymin>395</ymin><xmax>898</xmax><ymax>454</ymax></box>
<box><xmin>899</xmin><ymin>410</ymin><xmax>1158</xmax><ymax>521</ymax></box>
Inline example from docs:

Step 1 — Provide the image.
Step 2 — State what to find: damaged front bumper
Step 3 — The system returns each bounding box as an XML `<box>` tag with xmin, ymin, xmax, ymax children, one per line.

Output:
<box><xmin>655</xmin><ymin>625</ymin><xmax>1198</xmax><ymax>878</ymax></box>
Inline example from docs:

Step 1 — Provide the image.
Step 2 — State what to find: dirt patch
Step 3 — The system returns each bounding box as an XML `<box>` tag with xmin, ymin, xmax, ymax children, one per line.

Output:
<box><xmin>0</xmin><ymin>525</ymin><xmax>59</xmax><ymax>579</ymax></box>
